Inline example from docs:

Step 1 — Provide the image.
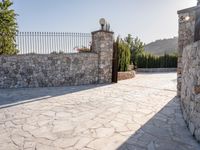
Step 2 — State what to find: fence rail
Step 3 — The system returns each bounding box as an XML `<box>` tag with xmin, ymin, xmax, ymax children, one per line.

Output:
<box><xmin>16</xmin><ymin>32</ymin><xmax>92</xmax><ymax>54</ymax></box>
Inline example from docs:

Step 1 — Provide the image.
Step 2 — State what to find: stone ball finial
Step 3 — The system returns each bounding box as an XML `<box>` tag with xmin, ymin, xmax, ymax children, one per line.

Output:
<box><xmin>99</xmin><ymin>18</ymin><xmax>106</xmax><ymax>30</ymax></box>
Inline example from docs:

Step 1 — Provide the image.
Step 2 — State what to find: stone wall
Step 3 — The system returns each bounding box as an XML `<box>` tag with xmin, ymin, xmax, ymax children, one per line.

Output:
<box><xmin>178</xmin><ymin>5</ymin><xmax>200</xmax><ymax>142</ymax></box>
<box><xmin>0</xmin><ymin>30</ymin><xmax>114</xmax><ymax>88</ymax></box>
<box><xmin>92</xmin><ymin>30</ymin><xmax>114</xmax><ymax>84</ymax></box>
<box><xmin>118</xmin><ymin>71</ymin><xmax>135</xmax><ymax>81</ymax></box>
<box><xmin>181</xmin><ymin>41</ymin><xmax>200</xmax><ymax>142</ymax></box>
<box><xmin>177</xmin><ymin>6</ymin><xmax>197</xmax><ymax>97</ymax></box>
<box><xmin>0</xmin><ymin>53</ymin><xmax>99</xmax><ymax>88</ymax></box>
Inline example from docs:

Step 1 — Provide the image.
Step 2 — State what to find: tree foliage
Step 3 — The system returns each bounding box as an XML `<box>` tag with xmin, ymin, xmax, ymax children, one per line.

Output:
<box><xmin>131</xmin><ymin>37</ymin><xmax>145</xmax><ymax>66</ymax></box>
<box><xmin>115</xmin><ymin>34</ymin><xmax>177</xmax><ymax>70</ymax></box>
<box><xmin>137</xmin><ymin>52</ymin><xmax>177</xmax><ymax>68</ymax></box>
<box><xmin>124</xmin><ymin>34</ymin><xmax>145</xmax><ymax>66</ymax></box>
<box><xmin>0</xmin><ymin>0</ymin><xmax>18</xmax><ymax>55</ymax></box>
<box><xmin>115</xmin><ymin>36</ymin><xmax>131</xmax><ymax>72</ymax></box>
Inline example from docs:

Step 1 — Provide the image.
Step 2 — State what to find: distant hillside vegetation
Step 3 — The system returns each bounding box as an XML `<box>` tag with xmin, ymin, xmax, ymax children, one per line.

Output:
<box><xmin>144</xmin><ymin>37</ymin><xmax>178</xmax><ymax>56</ymax></box>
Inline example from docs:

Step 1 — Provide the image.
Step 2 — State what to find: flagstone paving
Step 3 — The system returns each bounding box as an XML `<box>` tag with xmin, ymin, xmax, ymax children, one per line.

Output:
<box><xmin>0</xmin><ymin>73</ymin><xmax>199</xmax><ymax>150</ymax></box>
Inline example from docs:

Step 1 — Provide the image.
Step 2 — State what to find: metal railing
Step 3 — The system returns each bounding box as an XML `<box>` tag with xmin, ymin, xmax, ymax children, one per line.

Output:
<box><xmin>16</xmin><ymin>32</ymin><xmax>92</xmax><ymax>54</ymax></box>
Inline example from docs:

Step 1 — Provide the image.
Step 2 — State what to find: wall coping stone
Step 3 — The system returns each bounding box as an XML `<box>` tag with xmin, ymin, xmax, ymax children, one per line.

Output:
<box><xmin>0</xmin><ymin>53</ymin><xmax>97</xmax><ymax>57</ymax></box>
<box><xmin>177</xmin><ymin>5</ymin><xmax>200</xmax><ymax>14</ymax></box>
<box><xmin>91</xmin><ymin>30</ymin><xmax>114</xmax><ymax>35</ymax></box>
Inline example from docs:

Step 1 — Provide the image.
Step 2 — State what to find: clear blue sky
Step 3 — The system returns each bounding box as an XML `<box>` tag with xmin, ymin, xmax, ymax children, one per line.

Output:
<box><xmin>12</xmin><ymin>0</ymin><xmax>196</xmax><ymax>43</ymax></box>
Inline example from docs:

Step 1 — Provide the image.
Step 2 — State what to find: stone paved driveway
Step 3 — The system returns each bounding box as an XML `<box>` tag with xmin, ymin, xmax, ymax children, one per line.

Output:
<box><xmin>0</xmin><ymin>73</ymin><xmax>200</xmax><ymax>150</ymax></box>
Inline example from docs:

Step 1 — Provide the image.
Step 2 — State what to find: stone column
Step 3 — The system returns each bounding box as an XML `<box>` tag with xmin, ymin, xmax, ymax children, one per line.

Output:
<box><xmin>91</xmin><ymin>30</ymin><xmax>114</xmax><ymax>84</ymax></box>
<box><xmin>177</xmin><ymin>7</ymin><xmax>196</xmax><ymax>97</ymax></box>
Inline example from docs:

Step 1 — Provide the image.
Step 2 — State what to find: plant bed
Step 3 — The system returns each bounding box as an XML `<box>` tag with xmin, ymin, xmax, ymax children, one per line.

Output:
<box><xmin>118</xmin><ymin>70</ymin><xmax>136</xmax><ymax>81</ymax></box>
<box><xmin>77</xmin><ymin>47</ymin><xmax>91</xmax><ymax>53</ymax></box>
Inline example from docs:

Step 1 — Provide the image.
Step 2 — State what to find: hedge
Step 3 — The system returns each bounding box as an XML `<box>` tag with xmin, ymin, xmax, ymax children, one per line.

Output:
<box><xmin>137</xmin><ymin>53</ymin><xmax>177</xmax><ymax>68</ymax></box>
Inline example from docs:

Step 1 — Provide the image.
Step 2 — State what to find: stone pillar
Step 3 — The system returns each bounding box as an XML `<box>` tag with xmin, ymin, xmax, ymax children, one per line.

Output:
<box><xmin>91</xmin><ymin>30</ymin><xmax>114</xmax><ymax>84</ymax></box>
<box><xmin>177</xmin><ymin>7</ymin><xmax>197</xmax><ymax>97</ymax></box>
<box><xmin>178</xmin><ymin>4</ymin><xmax>200</xmax><ymax>142</ymax></box>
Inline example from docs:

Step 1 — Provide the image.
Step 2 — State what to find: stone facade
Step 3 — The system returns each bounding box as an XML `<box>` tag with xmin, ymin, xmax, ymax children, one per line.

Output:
<box><xmin>181</xmin><ymin>41</ymin><xmax>200</xmax><ymax>142</ymax></box>
<box><xmin>92</xmin><ymin>30</ymin><xmax>114</xmax><ymax>84</ymax></box>
<box><xmin>177</xmin><ymin>6</ymin><xmax>197</xmax><ymax>97</ymax></box>
<box><xmin>178</xmin><ymin>5</ymin><xmax>200</xmax><ymax>142</ymax></box>
<box><xmin>0</xmin><ymin>30</ymin><xmax>114</xmax><ymax>88</ymax></box>
<box><xmin>0</xmin><ymin>53</ymin><xmax>98</xmax><ymax>88</ymax></box>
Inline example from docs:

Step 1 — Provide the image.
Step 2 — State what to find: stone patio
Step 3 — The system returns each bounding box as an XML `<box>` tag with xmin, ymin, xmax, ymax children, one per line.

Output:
<box><xmin>0</xmin><ymin>73</ymin><xmax>199</xmax><ymax>150</ymax></box>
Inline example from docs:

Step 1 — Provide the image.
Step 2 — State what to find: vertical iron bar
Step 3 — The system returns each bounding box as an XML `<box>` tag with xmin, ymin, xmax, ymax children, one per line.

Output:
<box><xmin>34</xmin><ymin>32</ymin><xmax>37</xmax><ymax>54</ymax></box>
<box><xmin>44</xmin><ymin>32</ymin><xmax>46</xmax><ymax>54</ymax></box>
<box><xmin>61</xmin><ymin>32</ymin><xmax>63</xmax><ymax>53</ymax></box>
<box><xmin>54</xmin><ymin>32</ymin><xmax>56</xmax><ymax>52</ymax></box>
<box><xmin>25</xmin><ymin>32</ymin><xmax>27</xmax><ymax>54</ymax></box>
<box><xmin>39</xmin><ymin>32</ymin><xmax>41</xmax><ymax>54</ymax></box>
<box><xmin>59</xmin><ymin>32</ymin><xmax>62</xmax><ymax>52</ymax></box>
<box><xmin>37</xmin><ymin>32</ymin><xmax>39</xmax><ymax>54</ymax></box>
<box><xmin>65</xmin><ymin>33</ymin><xmax>71</xmax><ymax>53</ymax></box>
<box><xmin>69</xmin><ymin>33</ymin><xmax>71</xmax><ymax>53</ymax></box>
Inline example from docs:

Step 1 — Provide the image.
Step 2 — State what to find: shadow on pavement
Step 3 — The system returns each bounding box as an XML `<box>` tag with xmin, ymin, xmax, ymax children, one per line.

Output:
<box><xmin>0</xmin><ymin>84</ymin><xmax>108</xmax><ymax>109</ymax></box>
<box><xmin>117</xmin><ymin>97</ymin><xmax>200</xmax><ymax>150</ymax></box>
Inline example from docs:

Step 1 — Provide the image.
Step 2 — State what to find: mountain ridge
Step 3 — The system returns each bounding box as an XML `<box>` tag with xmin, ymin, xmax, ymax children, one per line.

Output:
<box><xmin>144</xmin><ymin>37</ymin><xmax>178</xmax><ymax>56</ymax></box>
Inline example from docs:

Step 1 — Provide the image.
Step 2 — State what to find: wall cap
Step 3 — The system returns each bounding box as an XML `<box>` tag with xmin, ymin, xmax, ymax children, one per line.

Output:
<box><xmin>177</xmin><ymin>5</ymin><xmax>200</xmax><ymax>14</ymax></box>
<box><xmin>91</xmin><ymin>30</ymin><xmax>114</xmax><ymax>35</ymax></box>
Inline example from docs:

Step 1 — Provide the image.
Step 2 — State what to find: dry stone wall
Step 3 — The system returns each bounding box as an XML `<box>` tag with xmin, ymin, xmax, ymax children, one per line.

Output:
<box><xmin>178</xmin><ymin>5</ymin><xmax>200</xmax><ymax>142</ymax></box>
<box><xmin>181</xmin><ymin>41</ymin><xmax>200</xmax><ymax>142</ymax></box>
<box><xmin>0</xmin><ymin>53</ymin><xmax>99</xmax><ymax>88</ymax></box>
<box><xmin>0</xmin><ymin>30</ymin><xmax>114</xmax><ymax>88</ymax></box>
<box><xmin>177</xmin><ymin>6</ymin><xmax>197</xmax><ymax>97</ymax></box>
<box><xmin>92</xmin><ymin>31</ymin><xmax>114</xmax><ymax>84</ymax></box>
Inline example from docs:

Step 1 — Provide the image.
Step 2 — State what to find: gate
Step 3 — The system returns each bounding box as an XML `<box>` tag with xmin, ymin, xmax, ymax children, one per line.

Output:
<box><xmin>112</xmin><ymin>42</ymin><xmax>118</xmax><ymax>83</ymax></box>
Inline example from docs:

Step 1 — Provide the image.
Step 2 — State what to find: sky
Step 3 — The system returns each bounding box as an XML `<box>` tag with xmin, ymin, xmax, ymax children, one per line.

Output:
<box><xmin>12</xmin><ymin>0</ymin><xmax>197</xmax><ymax>44</ymax></box>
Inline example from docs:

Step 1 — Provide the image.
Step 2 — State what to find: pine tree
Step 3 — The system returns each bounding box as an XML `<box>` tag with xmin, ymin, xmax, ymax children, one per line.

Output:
<box><xmin>0</xmin><ymin>0</ymin><xmax>18</xmax><ymax>55</ymax></box>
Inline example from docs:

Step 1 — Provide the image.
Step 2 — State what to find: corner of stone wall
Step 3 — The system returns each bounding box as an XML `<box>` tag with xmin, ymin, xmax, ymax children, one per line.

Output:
<box><xmin>177</xmin><ymin>7</ymin><xmax>197</xmax><ymax>97</ymax></box>
<box><xmin>91</xmin><ymin>30</ymin><xmax>114</xmax><ymax>84</ymax></box>
<box><xmin>178</xmin><ymin>5</ymin><xmax>200</xmax><ymax>142</ymax></box>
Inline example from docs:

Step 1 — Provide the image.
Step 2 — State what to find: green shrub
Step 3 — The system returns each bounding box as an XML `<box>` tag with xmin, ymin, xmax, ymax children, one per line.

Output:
<box><xmin>137</xmin><ymin>52</ymin><xmax>177</xmax><ymax>68</ymax></box>
<box><xmin>115</xmin><ymin>37</ymin><xmax>131</xmax><ymax>72</ymax></box>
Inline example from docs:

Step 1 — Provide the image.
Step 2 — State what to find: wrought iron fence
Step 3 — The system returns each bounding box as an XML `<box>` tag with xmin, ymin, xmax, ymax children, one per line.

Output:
<box><xmin>16</xmin><ymin>32</ymin><xmax>92</xmax><ymax>54</ymax></box>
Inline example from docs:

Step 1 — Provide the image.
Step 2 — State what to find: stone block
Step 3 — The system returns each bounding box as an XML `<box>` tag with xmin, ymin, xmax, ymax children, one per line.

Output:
<box><xmin>194</xmin><ymin>85</ymin><xmax>200</xmax><ymax>94</ymax></box>
<box><xmin>189</xmin><ymin>121</ymin><xmax>195</xmax><ymax>135</ymax></box>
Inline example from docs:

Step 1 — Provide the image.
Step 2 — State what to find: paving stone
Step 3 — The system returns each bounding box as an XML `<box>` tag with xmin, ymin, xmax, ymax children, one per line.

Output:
<box><xmin>0</xmin><ymin>73</ymin><xmax>199</xmax><ymax>150</ymax></box>
<box><xmin>96</xmin><ymin>127</ymin><xmax>115</xmax><ymax>138</ymax></box>
<box><xmin>53</xmin><ymin>137</ymin><xmax>79</xmax><ymax>148</ymax></box>
<box><xmin>52</xmin><ymin>121</ymin><xmax>74</xmax><ymax>133</ymax></box>
<box><xmin>74</xmin><ymin>137</ymin><xmax>91</xmax><ymax>149</ymax></box>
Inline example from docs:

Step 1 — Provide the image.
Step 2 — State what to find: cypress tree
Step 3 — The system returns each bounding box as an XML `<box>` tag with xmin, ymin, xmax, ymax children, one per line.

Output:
<box><xmin>117</xmin><ymin>39</ymin><xmax>131</xmax><ymax>71</ymax></box>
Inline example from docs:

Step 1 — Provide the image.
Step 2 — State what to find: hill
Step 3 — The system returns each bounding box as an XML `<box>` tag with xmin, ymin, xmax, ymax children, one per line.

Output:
<box><xmin>144</xmin><ymin>37</ymin><xmax>178</xmax><ymax>56</ymax></box>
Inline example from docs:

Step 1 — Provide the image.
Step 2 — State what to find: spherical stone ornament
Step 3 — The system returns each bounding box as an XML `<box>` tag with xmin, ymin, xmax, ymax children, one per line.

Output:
<box><xmin>99</xmin><ymin>18</ymin><xmax>106</xmax><ymax>26</ymax></box>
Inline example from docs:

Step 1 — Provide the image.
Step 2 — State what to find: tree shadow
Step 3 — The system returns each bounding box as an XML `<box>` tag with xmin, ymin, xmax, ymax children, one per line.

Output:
<box><xmin>117</xmin><ymin>97</ymin><xmax>200</xmax><ymax>150</ymax></box>
<box><xmin>0</xmin><ymin>84</ymin><xmax>108</xmax><ymax>109</ymax></box>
